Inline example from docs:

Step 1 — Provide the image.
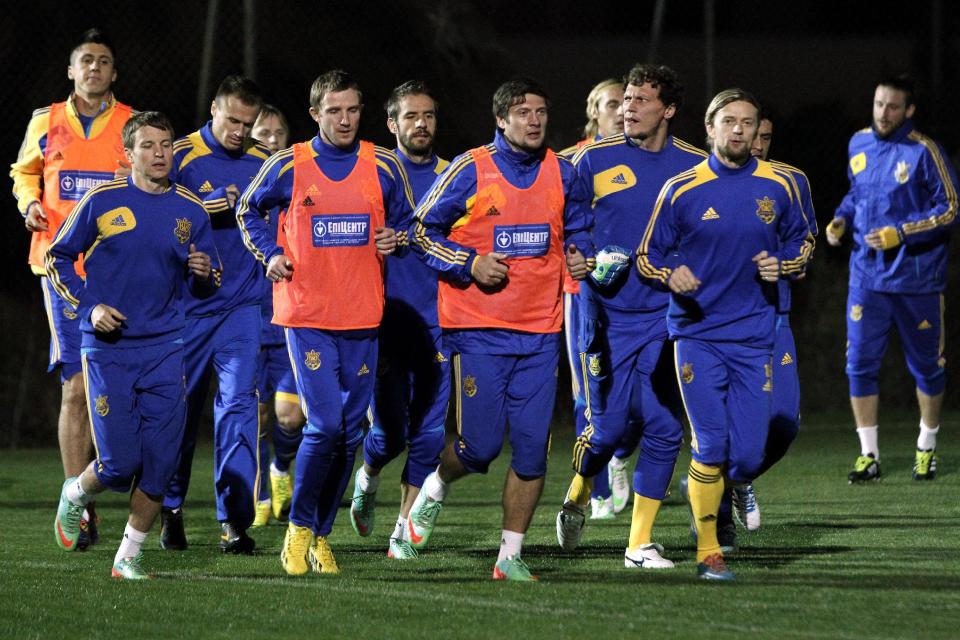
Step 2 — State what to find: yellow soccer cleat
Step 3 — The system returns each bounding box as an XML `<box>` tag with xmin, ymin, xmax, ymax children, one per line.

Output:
<box><xmin>309</xmin><ymin>536</ymin><xmax>340</xmax><ymax>574</ymax></box>
<box><xmin>252</xmin><ymin>500</ymin><xmax>271</xmax><ymax>528</ymax></box>
<box><xmin>280</xmin><ymin>523</ymin><xmax>313</xmax><ymax>576</ymax></box>
<box><xmin>270</xmin><ymin>471</ymin><xmax>293</xmax><ymax>522</ymax></box>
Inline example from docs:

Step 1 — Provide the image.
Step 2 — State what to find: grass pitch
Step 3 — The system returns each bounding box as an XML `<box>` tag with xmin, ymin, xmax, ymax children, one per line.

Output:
<box><xmin>1</xmin><ymin>412</ymin><xmax>957</xmax><ymax>639</ymax></box>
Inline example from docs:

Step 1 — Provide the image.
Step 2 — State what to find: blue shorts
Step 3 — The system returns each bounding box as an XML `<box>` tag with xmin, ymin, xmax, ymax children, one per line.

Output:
<box><xmin>257</xmin><ymin>342</ymin><xmax>299</xmax><ymax>404</ymax></box>
<box><xmin>82</xmin><ymin>342</ymin><xmax>186</xmax><ymax>495</ymax></box>
<box><xmin>41</xmin><ymin>276</ymin><xmax>82</xmax><ymax>382</ymax></box>
<box><xmin>674</xmin><ymin>338</ymin><xmax>771</xmax><ymax>482</ymax></box>
<box><xmin>846</xmin><ymin>287</ymin><xmax>945</xmax><ymax>396</ymax></box>
<box><xmin>772</xmin><ymin>314</ymin><xmax>800</xmax><ymax>436</ymax></box>
<box><xmin>564</xmin><ymin>292</ymin><xmax>587</xmax><ymax>433</ymax></box>
<box><xmin>451</xmin><ymin>348</ymin><xmax>558</xmax><ymax>478</ymax></box>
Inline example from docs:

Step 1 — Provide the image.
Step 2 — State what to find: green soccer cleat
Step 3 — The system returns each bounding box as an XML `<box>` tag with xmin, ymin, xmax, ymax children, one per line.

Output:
<box><xmin>848</xmin><ymin>453</ymin><xmax>881</xmax><ymax>484</ymax></box>
<box><xmin>608</xmin><ymin>461</ymin><xmax>631</xmax><ymax>514</ymax></box>
<box><xmin>349</xmin><ymin>469</ymin><xmax>376</xmax><ymax>537</ymax></box>
<box><xmin>407</xmin><ymin>491</ymin><xmax>443</xmax><ymax>549</ymax></box>
<box><xmin>270</xmin><ymin>470</ymin><xmax>293</xmax><ymax>522</ymax></box>
<box><xmin>111</xmin><ymin>553</ymin><xmax>151</xmax><ymax>580</ymax></box>
<box><xmin>54</xmin><ymin>477</ymin><xmax>84</xmax><ymax>552</ymax></box>
<box><xmin>252</xmin><ymin>499</ymin><xmax>271</xmax><ymax>528</ymax></box>
<box><xmin>387</xmin><ymin>537</ymin><xmax>419</xmax><ymax>560</ymax></box>
<box><xmin>697</xmin><ymin>553</ymin><xmax>735</xmax><ymax>581</ymax></box>
<box><xmin>913</xmin><ymin>448</ymin><xmax>938</xmax><ymax>480</ymax></box>
<box><xmin>590</xmin><ymin>496</ymin><xmax>615</xmax><ymax>520</ymax></box>
<box><xmin>492</xmin><ymin>555</ymin><xmax>539</xmax><ymax>581</ymax></box>
<box><xmin>280</xmin><ymin>523</ymin><xmax>313</xmax><ymax>576</ymax></box>
<box><xmin>309</xmin><ymin>536</ymin><xmax>339</xmax><ymax>574</ymax></box>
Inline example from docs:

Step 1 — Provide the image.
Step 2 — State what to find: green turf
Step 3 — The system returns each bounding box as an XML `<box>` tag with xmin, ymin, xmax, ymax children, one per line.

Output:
<box><xmin>1</xmin><ymin>412</ymin><xmax>957</xmax><ymax>639</ymax></box>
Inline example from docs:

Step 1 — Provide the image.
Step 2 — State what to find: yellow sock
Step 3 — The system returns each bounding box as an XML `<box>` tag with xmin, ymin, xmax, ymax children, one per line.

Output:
<box><xmin>627</xmin><ymin>494</ymin><xmax>662</xmax><ymax>551</ymax></box>
<box><xmin>565</xmin><ymin>473</ymin><xmax>593</xmax><ymax>508</ymax></box>
<box><xmin>688</xmin><ymin>460</ymin><xmax>724</xmax><ymax>562</ymax></box>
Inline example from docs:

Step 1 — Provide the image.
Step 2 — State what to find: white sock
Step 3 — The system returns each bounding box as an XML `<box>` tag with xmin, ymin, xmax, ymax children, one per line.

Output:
<box><xmin>65</xmin><ymin>478</ymin><xmax>90</xmax><ymax>507</ymax></box>
<box><xmin>422</xmin><ymin>470</ymin><xmax>449</xmax><ymax>502</ymax></box>
<box><xmin>114</xmin><ymin>524</ymin><xmax>148</xmax><ymax>564</ymax></box>
<box><xmin>391</xmin><ymin>516</ymin><xmax>406</xmax><ymax>541</ymax></box>
<box><xmin>497</xmin><ymin>530</ymin><xmax>524</xmax><ymax>563</ymax></box>
<box><xmin>857</xmin><ymin>426</ymin><xmax>879</xmax><ymax>458</ymax></box>
<box><xmin>356</xmin><ymin>467</ymin><xmax>380</xmax><ymax>494</ymax></box>
<box><xmin>270</xmin><ymin>461</ymin><xmax>289</xmax><ymax>477</ymax></box>
<box><xmin>609</xmin><ymin>456</ymin><xmax>627</xmax><ymax>470</ymax></box>
<box><xmin>918</xmin><ymin>422</ymin><xmax>939</xmax><ymax>451</ymax></box>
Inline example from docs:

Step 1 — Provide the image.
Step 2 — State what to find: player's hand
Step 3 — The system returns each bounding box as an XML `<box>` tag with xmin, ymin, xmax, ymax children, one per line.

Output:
<box><xmin>753</xmin><ymin>250</ymin><xmax>780</xmax><ymax>282</ymax></box>
<box><xmin>375</xmin><ymin>226</ymin><xmax>397</xmax><ymax>255</ymax></box>
<box><xmin>224</xmin><ymin>184</ymin><xmax>241</xmax><ymax>209</ymax></box>
<box><xmin>471</xmin><ymin>252</ymin><xmax>509</xmax><ymax>286</ymax></box>
<box><xmin>825</xmin><ymin>217</ymin><xmax>845</xmax><ymax>246</ymax></box>
<box><xmin>864</xmin><ymin>226</ymin><xmax>901</xmax><ymax>250</ymax></box>
<box><xmin>267</xmin><ymin>254</ymin><xmax>294</xmax><ymax>282</ymax></box>
<box><xmin>114</xmin><ymin>160</ymin><xmax>132</xmax><ymax>179</ymax></box>
<box><xmin>187</xmin><ymin>244</ymin><xmax>211</xmax><ymax>280</ymax></box>
<box><xmin>91</xmin><ymin>304</ymin><xmax>126</xmax><ymax>333</ymax></box>
<box><xmin>565</xmin><ymin>244</ymin><xmax>588</xmax><ymax>280</ymax></box>
<box><xmin>25</xmin><ymin>201</ymin><xmax>48</xmax><ymax>232</ymax></box>
<box><xmin>667</xmin><ymin>265</ymin><xmax>700</xmax><ymax>294</ymax></box>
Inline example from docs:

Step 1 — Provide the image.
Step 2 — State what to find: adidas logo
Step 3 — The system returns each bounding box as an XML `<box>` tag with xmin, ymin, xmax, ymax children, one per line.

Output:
<box><xmin>301</xmin><ymin>196</ymin><xmax>315</xmax><ymax>207</ymax></box>
<box><xmin>918</xmin><ymin>319</ymin><xmax>932</xmax><ymax>330</ymax></box>
<box><xmin>357</xmin><ymin>363</ymin><xmax>370</xmax><ymax>376</ymax></box>
<box><xmin>53</xmin><ymin>151</ymin><xmax>64</xmax><ymax>161</ymax></box>
<box><xmin>434</xmin><ymin>352</ymin><xmax>448</xmax><ymax>363</ymax></box>
<box><xmin>306</xmin><ymin>184</ymin><xmax>321</xmax><ymax>196</ymax></box>
<box><xmin>701</xmin><ymin>207</ymin><xmax>720</xmax><ymax>220</ymax></box>
<box><xmin>781</xmin><ymin>352</ymin><xmax>794</xmax><ymax>366</ymax></box>
<box><xmin>199</xmin><ymin>180</ymin><xmax>214</xmax><ymax>193</ymax></box>
<box><xmin>485</xmin><ymin>206</ymin><xmax>500</xmax><ymax>216</ymax></box>
<box><xmin>610</xmin><ymin>173</ymin><xmax>628</xmax><ymax>185</ymax></box>
<box><xmin>110</xmin><ymin>215</ymin><xmax>127</xmax><ymax>227</ymax></box>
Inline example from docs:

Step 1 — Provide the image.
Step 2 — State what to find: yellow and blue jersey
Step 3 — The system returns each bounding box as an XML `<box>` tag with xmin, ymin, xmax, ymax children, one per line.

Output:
<box><xmin>44</xmin><ymin>178</ymin><xmax>219</xmax><ymax>349</ymax></box>
<box><xmin>171</xmin><ymin>122</ymin><xmax>270</xmax><ymax>316</ymax></box>
<box><xmin>236</xmin><ymin>136</ymin><xmax>414</xmax><ymax>267</ymax></box>
<box><xmin>770</xmin><ymin>159</ymin><xmax>817</xmax><ymax>314</ymax></box>
<box><xmin>834</xmin><ymin>119</ymin><xmax>957</xmax><ymax>294</ymax></box>
<box><xmin>572</xmin><ymin>133</ymin><xmax>707</xmax><ymax>313</ymax></box>
<box><xmin>385</xmin><ymin>150</ymin><xmax>449</xmax><ymax>328</ymax></box>
<box><xmin>637</xmin><ymin>155</ymin><xmax>813</xmax><ymax>347</ymax></box>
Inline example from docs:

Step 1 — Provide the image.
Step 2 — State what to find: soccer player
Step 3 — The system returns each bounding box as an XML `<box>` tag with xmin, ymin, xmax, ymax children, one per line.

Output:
<box><xmin>350</xmin><ymin>81</ymin><xmax>451</xmax><ymax>560</ymax></box>
<box><xmin>237</xmin><ymin>69</ymin><xmax>410</xmax><ymax>576</ymax></box>
<box><xmin>248</xmin><ymin>105</ymin><xmax>307</xmax><ymax>528</ymax></box>
<box><xmin>637</xmin><ymin>88</ymin><xmax>812</xmax><ymax>580</ymax></box>
<box><xmin>10</xmin><ymin>28</ymin><xmax>132</xmax><ymax>550</ymax></box>
<box><xmin>161</xmin><ymin>75</ymin><xmax>270</xmax><ymax>553</ymax></box>
<box><xmin>556</xmin><ymin>64</ymin><xmax>706</xmax><ymax>569</ymax></box>
<box><xmin>559</xmin><ymin>78</ymin><xmax>632</xmax><ymax>519</ymax></box>
<box><xmin>406</xmin><ymin>78</ymin><xmax>593</xmax><ymax>581</ymax></box>
<box><xmin>827</xmin><ymin>75</ymin><xmax>957</xmax><ymax>483</ymax></box>
<box><xmin>47</xmin><ymin>111</ymin><xmax>218</xmax><ymax>579</ymax></box>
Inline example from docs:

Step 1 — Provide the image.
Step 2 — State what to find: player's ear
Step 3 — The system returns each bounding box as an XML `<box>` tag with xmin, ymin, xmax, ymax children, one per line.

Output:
<box><xmin>387</xmin><ymin>118</ymin><xmax>398</xmax><ymax>135</ymax></box>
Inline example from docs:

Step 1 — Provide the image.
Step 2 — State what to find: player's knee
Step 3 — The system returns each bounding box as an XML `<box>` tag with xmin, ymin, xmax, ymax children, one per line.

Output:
<box><xmin>913</xmin><ymin>368</ymin><xmax>946</xmax><ymax>397</ymax></box>
<box><xmin>848</xmin><ymin>373</ymin><xmax>879</xmax><ymax>397</ymax></box>
<box><xmin>728</xmin><ymin>449</ymin><xmax>764</xmax><ymax>483</ymax></box>
<box><xmin>455</xmin><ymin>439</ymin><xmax>502</xmax><ymax>474</ymax></box>
<box><xmin>275</xmin><ymin>403</ymin><xmax>305</xmax><ymax>431</ymax></box>
<box><xmin>61</xmin><ymin>375</ymin><xmax>87</xmax><ymax>409</ymax></box>
<box><xmin>770</xmin><ymin>413</ymin><xmax>800</xmax><ymax>442</ymax></box>
<box><xmin>96</xmin><ymin>458</ymin><xmax>141</xmax><ymax>492</ymax></box>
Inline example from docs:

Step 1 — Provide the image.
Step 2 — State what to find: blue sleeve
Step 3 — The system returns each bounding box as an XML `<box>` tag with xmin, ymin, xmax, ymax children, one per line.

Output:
<box><xmin>410</xmin><ymin>154</ymin><xmax>479</xmax><ymax>283</ymax></box>
<box><xmin>559</xmin><ymin>156</ymin><xmax>594</xmax><ymax>260</ymax></box>
<box><xmin>375</xmin><ymin>148</ymin><xmax>415</xmax><ymax>256</ymax></box>
<box><xmin>188</xmin><ymin>203</ymin><xmax>223</xmax><ymax>295</ymax></box>
<box><xmin>44</xmin><ymin>194</ymin><xmax>100</xmax><ymax>318</ymax></box>
<box><xmin>898</xmin><ymin>140</ymin><xmax>958</xmax><ymax>245</ymax></box>
<box><xmin>777</xmin><ymin>185</ymin><xmax>814</xmax><ymax>275</ymax></box>
<box><xmin>636</xmin><ymin>183</ymin><xmax>679</xmax><ymax>285</ymax></box>
<box><xmin>237</xmin><ymin>151</ymin><xmax>292</xmax><ymax>266</ymax></box>
<box><xmin>834</xmin><ymin>140</ymin><xmax>858</xmax><ymax>224</ymax></box>
<box><xmin>201</xmin><ymin>186</ymin><xmax>234</xmax><ymax>215</ymax></box>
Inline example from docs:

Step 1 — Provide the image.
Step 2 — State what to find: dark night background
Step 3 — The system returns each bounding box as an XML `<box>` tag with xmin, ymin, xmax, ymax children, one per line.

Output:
<box><xmin>2</xmin><ymin>0</ymin><xmax>958</xmax><ymax>446</ymax></box>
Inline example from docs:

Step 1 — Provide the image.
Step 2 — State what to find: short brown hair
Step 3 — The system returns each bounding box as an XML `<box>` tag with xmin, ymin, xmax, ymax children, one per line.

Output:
<box><xmin>121</xmin><ymin>111</ymin><xmax>174</xmax><ymax>149</ymax></box>
<box><xmin>309</xmin><ymin>70</ymin><xmax>362</xmax><ymax>110</ymax></box>
<box><xmin>624</xmin><ymin>63</ymin><xmax>684</xmax><ymax>112</ymax></box>
<box><xmin>492</xmin><ymin>78</ymin><xmax>550</xmax><ymax>122</ymax></box>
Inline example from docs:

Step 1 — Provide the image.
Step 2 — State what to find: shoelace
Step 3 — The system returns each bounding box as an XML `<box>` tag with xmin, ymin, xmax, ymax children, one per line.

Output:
<box><xmin>414</xmin><ymin>500</ymin><xmax>441</xmax><ymax>526</ymax></box>
<box><xmin>285</xmin><ymin>528</ymin><xmax>311</xmax><ymax>556</ymax></box>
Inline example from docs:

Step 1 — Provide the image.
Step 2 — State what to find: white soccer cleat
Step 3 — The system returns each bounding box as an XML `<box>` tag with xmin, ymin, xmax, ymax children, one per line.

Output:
<box><xmin>731</xmin><ymin>482</ymin><xmax>761</xmax><ymax>531</ymax></box>
<box><xmin>624</xmin><ymin>543</ymin><xmax>674</xmax><ymax>569</ymax></box>
<box><xmin>556</xmin><ymin>504</ymin><xmax>586</xmax><ymax>551</ymax></box>
<box><xmin>590</xmin><ymin>496</ymin><xmax>615</xmax><ymax>520</ymax></box>
<box><xmin>608</xmin><ymin>461</ymin><xmax>631</xmax><ymax>514</ymax></box>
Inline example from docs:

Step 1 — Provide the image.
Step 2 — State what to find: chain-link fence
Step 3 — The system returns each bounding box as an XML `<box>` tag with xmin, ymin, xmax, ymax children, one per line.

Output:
<box><xmin>2</xmin><ymin>1</ymin><xmax>958</xmax><ymax>446</ymax></box>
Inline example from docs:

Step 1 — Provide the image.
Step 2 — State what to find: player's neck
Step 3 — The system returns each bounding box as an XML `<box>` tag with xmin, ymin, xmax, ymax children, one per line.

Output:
<box><xmin>398</xmin><ymin>145</ymin><xmax>433</xmax><ymax>165</ymax></box>
<box><xmin>630</xmin><ymin>127</ymin><xmax>668</xmax><ymax>152</ymax></box>
<box><xmin>73</xmin><ymin>90</ymin><xmax>110</xmax><ymax>117</ymax></box>
<box><xmin>131</xmin><ymin>174</ymin><xmax>171</xmax><ymax>195</ymax></box>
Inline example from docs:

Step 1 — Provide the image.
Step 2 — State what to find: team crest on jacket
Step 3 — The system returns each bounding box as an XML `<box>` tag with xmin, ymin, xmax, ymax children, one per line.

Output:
<box><xmin>755</xmin><ymin>196</ymin><xmax>776</xmax><ymax>224</ymax></box>
<box><xmin>849</xmin><ymin>304</ymin><xmax>863</xmax><ymax>322</ymax></box>
<box><xmin>304</xmin><ymin>350</ymin><xmax>321</xmax><ymax>370</ymax></box>
<box><xmin>894</xmin><ymin>161</ymin><xmax>911</xmax><ymax>185</ymax></box>
<box><xmin>681</xmin><ymin>362</ymin><xmax>694</xmax><ymax>384</ymax></box>
<box><xmin>62</xmin><ymin>307</ymin><xmax>77</xmax><ymax>320</ymax></box>
<box><xmin>174</xmin><ymin>218</ymin><xmax>192</xmax><ymax>244</ymax></box>
<box><xmin>463</xmin><ymin>375</ymin><xmax>478</xmax><ymax>398</ymax></box>
<box><xmin>95</xmin><ymin>395</ymin><xmax>109</xmax><ymax>417</ymax></box>
<box><xmin>588</xmin><ymin>354</ymin><xmax>601</xmax><ymax>377</ymax></box>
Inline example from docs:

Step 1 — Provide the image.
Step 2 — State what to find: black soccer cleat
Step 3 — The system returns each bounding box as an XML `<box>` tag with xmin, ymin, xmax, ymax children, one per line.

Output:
<box><xmin>160</xmin><ymin>507</ymin><xmax>188</xmax><ymax>550</ymax></box>
<box><xmin>848</xmin><ymin>453</ymin><xmax>881</xmax><ymax>484</ymax></box>
<box><xmin>219</xmin><ymin>522</ymin><xmax>255</xmax><ymax>555</ymax></box>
